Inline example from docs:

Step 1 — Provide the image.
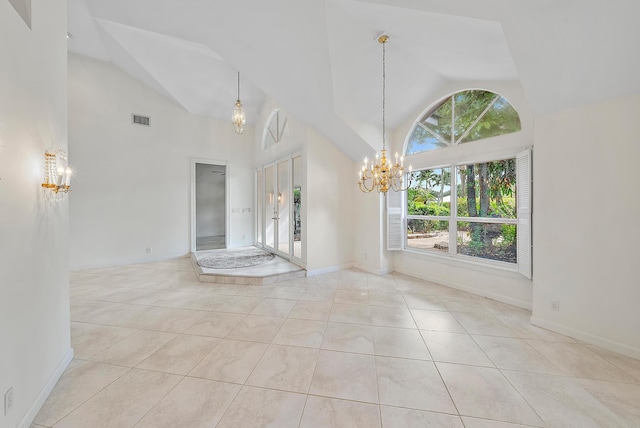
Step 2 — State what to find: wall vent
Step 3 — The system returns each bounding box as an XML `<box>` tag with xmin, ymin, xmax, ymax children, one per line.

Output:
<box><xmin>132</xmin><ymin>114</ymin><xmax>150</xmax><ymax>126</ymax></box>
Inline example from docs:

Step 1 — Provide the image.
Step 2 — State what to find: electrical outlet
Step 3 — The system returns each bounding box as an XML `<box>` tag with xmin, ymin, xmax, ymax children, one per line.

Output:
<box><xmin>145</xmin><ymin>247</ymin><xmax>152</xmax><ymax>254</ymax></box>
<box><xmin>550</xmin><ymin>299</ymin><xmax>559</xmax><ymax>311</ymax></box>
<box><xmin>4</xmin><ymin>387</ymin><xmax>14</xmax><ymax>416</ymax></box>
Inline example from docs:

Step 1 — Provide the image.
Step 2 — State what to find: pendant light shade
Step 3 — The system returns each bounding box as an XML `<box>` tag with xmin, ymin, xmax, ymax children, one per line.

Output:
<box><xmin>232</xmin><ymin>71</ymin><xmax>246</xmax><ymax>134</ymax></box>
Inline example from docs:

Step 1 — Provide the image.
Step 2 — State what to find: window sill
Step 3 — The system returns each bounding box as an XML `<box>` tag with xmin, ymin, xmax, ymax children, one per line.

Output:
<box><xmin>399</xmin><ymin>247</ymin><xmax>524</xmax><ymax>279</ymax></box>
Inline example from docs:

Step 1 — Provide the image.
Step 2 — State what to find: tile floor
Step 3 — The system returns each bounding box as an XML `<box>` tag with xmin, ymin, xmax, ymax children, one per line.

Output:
<box><xmin>32</xmin><ymin>257</ymin><xmax>640</xmax><ymax>427</ymax></box>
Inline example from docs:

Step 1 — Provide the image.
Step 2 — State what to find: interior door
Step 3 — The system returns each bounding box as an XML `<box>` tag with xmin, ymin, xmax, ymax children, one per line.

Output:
<box><xmin>191</xmin><ymin>159</ymin><xmax>227</xmax><ymax>252</ymax></box>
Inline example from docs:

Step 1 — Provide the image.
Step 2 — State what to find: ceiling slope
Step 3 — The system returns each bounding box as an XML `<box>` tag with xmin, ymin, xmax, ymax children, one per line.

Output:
<box><xmin>67</xmin><ymin>0</ymin><xmax>640</xmax><ymax>160</ymax></box>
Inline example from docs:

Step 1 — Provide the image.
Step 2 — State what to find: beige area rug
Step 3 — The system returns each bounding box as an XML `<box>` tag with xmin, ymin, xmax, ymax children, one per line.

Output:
<box><xmin>195</xmin><ymin>247</ymin><xmax>275</xmax><ymax>269</ymax></box>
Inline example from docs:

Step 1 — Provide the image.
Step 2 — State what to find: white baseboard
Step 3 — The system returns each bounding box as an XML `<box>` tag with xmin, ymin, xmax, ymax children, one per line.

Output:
<box><xmin>530</xmin><ymin>317</ymin><xmax>640</xmax><ymax>360</ymax></box>
<box><xmin>19</xmin><ymin>347</ymin><xmax>74</xmax><ymax>428</ymax></box>
<box><xmin>353</xmin><ymin>263</ymin><xmax>393</xmax><ymax>276</ymax></box>
<box><xmin>395</xmin><ymin>267</ymin><xmax>532</xmax><ymax>310</ymax></box>
<box><xmin>70</xmin><ymin>253</ymin><xmax>190</xmax><ymax>271</ymax></box>
<box><xmin>306</xmin><ymin>263</ymin><xmax>354</xmax><ymax>277</ymax></box>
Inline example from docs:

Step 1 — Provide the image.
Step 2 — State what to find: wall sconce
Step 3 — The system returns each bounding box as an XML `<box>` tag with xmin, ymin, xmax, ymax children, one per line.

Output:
<box><xmin>42</xmin><ymin>149</ymin><xmax>71</xmax><ymax>196</ymax></box>
<box><xmin>269</xmin><ymin>192</ymin><xmax>283</xmax><ymax>204</ymax></box>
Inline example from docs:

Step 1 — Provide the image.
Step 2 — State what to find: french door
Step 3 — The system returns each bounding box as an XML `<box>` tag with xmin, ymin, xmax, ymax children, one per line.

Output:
<box><xmin>257</xmin><ymin>154</ymin><xmax>303</xmax><ymax>265</ymax></box>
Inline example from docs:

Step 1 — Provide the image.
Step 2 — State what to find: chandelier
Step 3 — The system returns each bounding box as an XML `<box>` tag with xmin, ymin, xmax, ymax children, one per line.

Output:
<box><xmin>358</xmin><ymin>35</ymin><xmax>412</xmax><ymax>193</ymax></box>
<box><xmin>232</xmin><ymin>71</ymin><xmax>246</xmax><ymax>134</ymax></box>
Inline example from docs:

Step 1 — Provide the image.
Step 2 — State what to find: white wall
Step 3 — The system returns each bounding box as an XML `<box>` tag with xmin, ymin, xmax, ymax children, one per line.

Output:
<box><xmin>531</xmin><ymin>93</ymin><xmax>640</xmax><ymax>358</ymax></box>
<box><xmin>352</xmin><ymin>190</ymin><xmax>384</xmax><ymax>273</ymax></box>
<box><xmin>305</xmin><ymin>128</ymin><xmax>355</xmax><ymax>273</ymax></box>
<box><xmin>68</xmin><ymin>54</ymin><xmax>255</xmax><ymax>269</ymax></box>
<box><xmin>253</xmin><ymin>98</ymin><xmax>356</xmax><ymax>272</ymax></box>
<box><xmin>0</xmin><ymin>1</ymin><xmax>73</xmax><ymax>427</ymax></box>
<box><xmin>384</xmin><ymin>81</ymin><xmax>535</xmax><ymax>308</ymax></box>
<box><xmin>195</xmin><ymin>164</ymin><xmax>225</xmax><ymax>239</ymax></box>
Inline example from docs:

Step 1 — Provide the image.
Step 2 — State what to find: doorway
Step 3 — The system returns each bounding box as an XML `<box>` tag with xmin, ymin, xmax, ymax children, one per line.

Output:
<box><xmin>191</xmin><ymin>159</ymin><xmax>228</xmax><ymax>252</ymax></box>
<box><xmin>256</xmin><ymin>153</ymin><xmax>304</xmax><ymax>266</ymax></box>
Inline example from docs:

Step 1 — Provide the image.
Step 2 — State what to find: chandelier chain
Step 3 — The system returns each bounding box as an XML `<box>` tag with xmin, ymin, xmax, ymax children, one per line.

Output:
<box><xmin>237</xmin><ymin>71</ymin><xmax>241</xmax><ymax>101</ymax></box>
<box><xmin>382</xmin><ymin>38</ymin><xmax>386</xmax><ymax>149</ymax></box>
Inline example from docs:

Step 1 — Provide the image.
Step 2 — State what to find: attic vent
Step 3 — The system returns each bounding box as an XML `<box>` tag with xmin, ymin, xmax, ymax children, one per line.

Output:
<box><xmin>132</xmin><ymin>114</ymin><xmax>150</xmax><ymax>126</ymax></box>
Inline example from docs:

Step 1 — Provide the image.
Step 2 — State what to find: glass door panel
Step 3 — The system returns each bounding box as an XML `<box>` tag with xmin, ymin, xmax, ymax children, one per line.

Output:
<box><xmin>256</xmin><ymin>169</ymin><xmax>263</xmax><ymax>246</ymax></box>
<box><xmin>292</xmin><ymin>156</ymin><xmax>302</xmax><ymax>260</ymax></box>
<box><xmin>277</xmin><ymin>160</ymin><xmax>290</xmax><ymax>255</ymax></box>
<box><xmin>264</xmin><ymin>165</ymin><xmax>276</xmax><ymax>250</ymax></box>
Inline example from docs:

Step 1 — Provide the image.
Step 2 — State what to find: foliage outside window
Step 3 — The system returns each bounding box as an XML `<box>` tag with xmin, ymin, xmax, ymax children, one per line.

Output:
<box><xmin>406</xmin><ymin>159</ymin><xmax>517</xmax><ymax>264</ymax></box>
<box><xmin>406</xmin><ymin>90</ymin><xmax>521</xmax><ymax>155</ymax></box>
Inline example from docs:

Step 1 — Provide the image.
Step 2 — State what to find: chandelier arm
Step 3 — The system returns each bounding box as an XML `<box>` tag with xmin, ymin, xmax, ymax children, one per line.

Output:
<box><xmin>359</xmin><ymin>180</ymin><xmax>375</xmax><ymax>193</ymax></box>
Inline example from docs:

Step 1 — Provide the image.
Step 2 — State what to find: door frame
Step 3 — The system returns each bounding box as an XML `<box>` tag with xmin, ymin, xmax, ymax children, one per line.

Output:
<box><xmin>256</xmin><ymin>153</ymin><xmax>305</xmax><ymax>267</ymax></box>
<box><xmin>261</xmin><ymin>159</ymin><xmax>290</xmax><ymax>258</ymax></box>
<box><xmin>190</xmin><ymin>157</ymin><xmax>230</xmax><ymax>253</ymax></box>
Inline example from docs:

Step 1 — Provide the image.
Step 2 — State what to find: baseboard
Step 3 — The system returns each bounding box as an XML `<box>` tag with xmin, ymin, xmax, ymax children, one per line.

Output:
<box><xmin>395</xmin><ymin>266</ymin><xmax>532</xmax><ymax>310</ymax></box>
<box><xmin>306</xmin><ymin>263</ymin><xmax>354</xmax><ymax>277</ymax></box>
<box><xmin>353</xmin><ymin>263</ymin><xmax>393</xmax><ymax>276</ymax></box>
<box><xmin>70</xmin><ymin>253</ymin><xmax>190</xmax><ymax>271</ymax></box>
<box><xmin>19</xmin><ymin>347</ymin><xmax>74</xmax><ymax>428</ymax></box>
<box><xmin>530</xmin><ymin>316</ymin><xmax>640</xmax><ymax>360</ymax></box>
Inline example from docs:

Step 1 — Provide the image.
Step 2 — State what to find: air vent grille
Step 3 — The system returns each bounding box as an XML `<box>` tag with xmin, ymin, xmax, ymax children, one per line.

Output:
<box><xmin>132</xmin><ymin>114</ymin><xmax>150</xmax><ymax>126</ymax></box>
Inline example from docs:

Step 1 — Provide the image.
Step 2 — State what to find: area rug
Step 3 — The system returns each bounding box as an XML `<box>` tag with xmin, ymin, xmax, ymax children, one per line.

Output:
<box><xmin>195</xmin><ymin>247</ymin><xmax>275</xmax><ymax>269</ymax></box>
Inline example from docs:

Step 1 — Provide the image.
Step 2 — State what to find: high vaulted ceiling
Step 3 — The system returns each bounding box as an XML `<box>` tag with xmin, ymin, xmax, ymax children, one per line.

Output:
<box><xmin>67</xmin><ymin>0</ymin><xmax>640</xmax><ymax>160</ymax></box>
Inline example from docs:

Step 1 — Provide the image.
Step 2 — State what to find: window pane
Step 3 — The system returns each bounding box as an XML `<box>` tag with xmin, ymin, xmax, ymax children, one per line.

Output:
<box><xmin>407</xmin><ymin>168</ymin><xmax>451</xmax><ymax>216</ymax></box>
<box><xmin>457</xmin><ymin>222</ymin><xmax>517</xmax><ymax>263</ymax></box>
<box><xmin>456</xmin><ymin>160</ymin><xmax>516</xmax><ymax>219</ymax></box>
<box><xmin>454</xmin><ymin>90</ymin><xmax>497</xmax><ymax>142</ymax></box>
<box><xmin>407</xmin><ymin>219</ymin><xmax>449</xmax><ymax>253</ymax></box>
<box><xmin>405</xmin><ymin>90</ymin><xmax>522</xmax><ymax>156</ymax></box>
<box><xmin>406</xmin><ymin>125</ymin><xmax>446</xmax><ymax>155</ymax></box>
<box><xmin>421</xmin><ymin>97</ymin><xmax>452</xmax><ymax>144</ymax></box>
<box><xmin>461</xmin><ymin>96</ymin><xmax>521</xmax><ymax>143</ymax></box>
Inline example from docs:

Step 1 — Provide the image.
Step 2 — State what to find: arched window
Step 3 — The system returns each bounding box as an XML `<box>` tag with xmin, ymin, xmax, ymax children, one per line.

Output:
<box><xmin>392</xmin><ymin>90</ymin><xmax>531</xmax><ymax>278</ymax></box>
<box><xmin>262</xmin><ymin>109</ymin><xmax>288</xmax><ymax>149</ymax></box>
<box><xmin>406</xmin><ymin>90</ymin><xmax>521</xmax><ymax>155</ymax></box>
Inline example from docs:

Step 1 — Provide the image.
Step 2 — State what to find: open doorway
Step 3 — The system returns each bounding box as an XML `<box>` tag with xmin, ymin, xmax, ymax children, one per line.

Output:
<box><xmin>191</xmin><ymin>160</ymin><xmax>228</xmax><ymax>252</ymax></box>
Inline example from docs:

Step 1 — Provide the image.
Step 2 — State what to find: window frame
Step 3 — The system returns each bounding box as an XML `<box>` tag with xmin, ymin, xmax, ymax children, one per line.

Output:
<box><xmin>403</xmin><ymin>152</ymin><xmax>523</xmax><ymax>272</ymax></box>
<box><xmin>405</xmin><ymin>90</ymin><xmax>522</xmax><ymax>157</ymax></box>
<box><xmin>262</xmin><ymin>109</ymin><xmax>288</xmax><ymax>150</ymax></box>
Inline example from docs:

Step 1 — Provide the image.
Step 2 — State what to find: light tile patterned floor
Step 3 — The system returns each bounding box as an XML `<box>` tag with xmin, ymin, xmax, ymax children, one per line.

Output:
<box><xmin>32</xmin><ymin>257</ymin><xmax>640</xmax><ymax>427</ymax></box>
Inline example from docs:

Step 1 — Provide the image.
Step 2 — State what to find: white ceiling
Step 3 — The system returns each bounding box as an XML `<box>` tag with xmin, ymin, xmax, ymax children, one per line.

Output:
<box><xmin>67</xmin><ymin>0</ymin><xmax>640</xmax><ymax>160</ymax></box>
